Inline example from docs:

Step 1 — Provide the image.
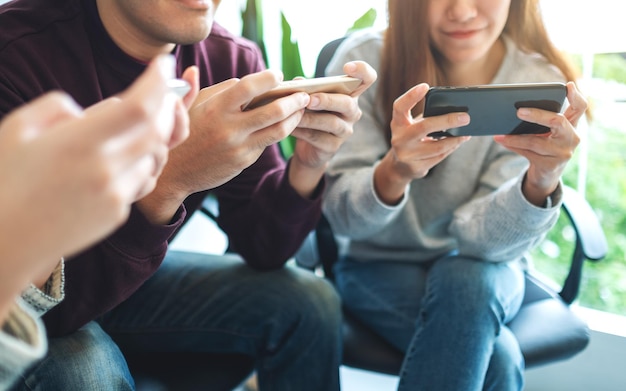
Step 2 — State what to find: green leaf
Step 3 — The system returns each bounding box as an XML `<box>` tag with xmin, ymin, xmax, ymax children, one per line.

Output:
<box><xmin>280</xmin><ymin>12</ymin><xmax>305</xmax><ymax>80</ymax></box>
<box><xmin>277</xmin><ymin>12</ymin><xmax>306</xmax><ymax>159</ymax></box>
<box><xmin>241</xmin><ymin>0</ymin><xmax>268</xmax><ymax>67</ymax></box>
<box><xmin>346</xmin><ymin>8</ymin><xmax>377</xmax><ymax>34</ymax></box>
<box><xmin>278</xmin><ymin>136</ymin><xmax>297</xmax><ymax>159</ymax></box>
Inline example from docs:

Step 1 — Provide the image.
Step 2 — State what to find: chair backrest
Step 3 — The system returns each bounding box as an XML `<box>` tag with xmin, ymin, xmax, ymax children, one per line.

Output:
<box><xmin>314</xmin><ymin>37</ymin><xmax>349</xmax><ymax>78</ymax></box>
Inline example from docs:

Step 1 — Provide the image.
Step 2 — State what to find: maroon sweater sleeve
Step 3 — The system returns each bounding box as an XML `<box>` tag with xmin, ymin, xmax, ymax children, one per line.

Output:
<box><xmin>42</xmin><ymin>206</ymin><xmax>187</xmax><ymax>336</ymax></box>
<box><xmin>214</xmin><ymin>146</ymin><xmax>324</xmax><ymax>270</ymax></box>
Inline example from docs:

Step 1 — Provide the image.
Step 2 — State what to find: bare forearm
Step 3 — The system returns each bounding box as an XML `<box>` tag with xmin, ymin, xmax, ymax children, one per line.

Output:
<box><xmin>135</xmin><ymin>178</ymin><xmax>188</xmax><ymax>225</ymax></box>
<box><xmin>287</xmin><ymin>159</ymin><xmax>327</xmax><ymax>199</ymax></box>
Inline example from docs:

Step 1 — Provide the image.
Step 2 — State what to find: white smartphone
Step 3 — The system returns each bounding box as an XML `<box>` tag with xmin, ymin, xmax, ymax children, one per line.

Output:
<box><xmin>167</xmin><ymin>79</ymin><xmax>191</xmax><ymax>98</ymax></box>
<box><xmin>244</xmin><ymin>75</ymin><xmax>362</xmax><ymax>110</ymax></box>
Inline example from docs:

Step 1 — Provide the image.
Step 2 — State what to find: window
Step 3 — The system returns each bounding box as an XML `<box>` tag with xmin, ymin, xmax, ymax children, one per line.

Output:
<box><xmin>530</xmin><ymin>0</ymin><xmax>626</xmax><ymax>317</ymax></box>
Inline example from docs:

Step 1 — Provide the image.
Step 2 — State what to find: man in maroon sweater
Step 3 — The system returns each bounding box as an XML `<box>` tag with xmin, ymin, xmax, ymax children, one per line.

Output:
<box><xmin>0</xmin><ymin>0</ymin><xmax>376</xmax><ymax>389</ymax></box>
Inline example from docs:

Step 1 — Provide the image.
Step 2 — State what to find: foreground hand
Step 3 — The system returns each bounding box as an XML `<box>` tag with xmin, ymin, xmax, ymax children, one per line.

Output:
<box><xmin>0</xmin><ymin>54</ymin><xmax>186</xmax><ymax>290</ymax></box>
<box><xmin>494</xmin><ymin>81</ymin><xmax>585</xmax><ymax>206</ymax></box>
<box><xmin>87</xmin><ymin>55</ymin><xmax>194</xmax><ymax>201</ymax></box>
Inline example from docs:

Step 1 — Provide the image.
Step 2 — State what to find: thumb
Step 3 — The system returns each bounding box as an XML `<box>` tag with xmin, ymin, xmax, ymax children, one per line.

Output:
<box><xmin>392</xmin><ymin>83</ymin><xmax>429</xmax><ymax>125</ymax></box>
<box><xmin>181</xmin><ymin>65</ymin><xmax>200</xmax><ymax>108</ymax></box>
<box><xmin>84</xmin><ymin>55</ymin><xmax>177</xmax><ymax>142</ymax></box>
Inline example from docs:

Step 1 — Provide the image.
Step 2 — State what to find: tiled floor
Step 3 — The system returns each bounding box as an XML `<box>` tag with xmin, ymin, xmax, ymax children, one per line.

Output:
<box><xmin>232</xmin><ymin>368</ymin><xmax>397</xmax><ymax>391</ymax></box>
<box><xmin>341</xmin><ymin>367</ymin><xmax>398</xmax><ymax>390</ymax></box>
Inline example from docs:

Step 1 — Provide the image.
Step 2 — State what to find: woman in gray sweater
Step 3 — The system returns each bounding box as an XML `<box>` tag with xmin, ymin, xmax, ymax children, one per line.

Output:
<box><xmin>322</xmin><ymin>0</ymin><xmax>587</xmax><ymax>390</ymax></box>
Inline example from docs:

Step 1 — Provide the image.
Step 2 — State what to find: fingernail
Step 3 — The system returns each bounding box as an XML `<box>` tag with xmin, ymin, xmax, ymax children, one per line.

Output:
<box><xmin>518</xmin><ymin>108</ymin><xmax>530</xmax><ymax>117</ymax></box>
<box><xmin>458</xmin><ymin>113</ymin><xmax>470</xmax><ymax>125</ymax></box>
<box><xmin>344</xmin><ymin>62</ymin><xmax>357</xmax><ymax>73</ymax></box>
<box><xmin>309</xmin><ymin>95</ymin><xmax>319</xmax><ymax>108</ymax></box>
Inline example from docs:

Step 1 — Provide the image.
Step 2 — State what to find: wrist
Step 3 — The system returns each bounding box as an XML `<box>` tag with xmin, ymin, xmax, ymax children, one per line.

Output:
<box><xmin>287</xmin><ymin>158</ymin><xmax>326</xmax><ymax>199</ymax></box>
<box><xmin>136</xmin><ymin>183</ymin><xmax>187</xmax><ymax>225</ymax></box>
<box><xmin>522</xmin><ymin>172</ymin><xmax>560</xmax><ymax>207</ymax></box>
<box><xmin>374</xmin><ymin>156</ymin><xmax>410</xmax><ymax>205</ymax></box>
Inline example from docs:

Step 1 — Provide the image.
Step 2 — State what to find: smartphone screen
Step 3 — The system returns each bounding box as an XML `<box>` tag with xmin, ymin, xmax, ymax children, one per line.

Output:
<box><xmin>423</xmin><ymin>82</ymin><xmax>567</xmax><ymax>137</ymax></box>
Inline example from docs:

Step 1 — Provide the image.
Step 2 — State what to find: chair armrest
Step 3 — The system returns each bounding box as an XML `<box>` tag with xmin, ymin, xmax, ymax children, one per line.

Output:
<box><xmin>561</xmin><ymin>185</ymin><xmax>608</xmax><ymax>260</ymax></box>
<box><xmin>200</xmin><ymin>193</ymin><xmax>220</xmax><ymax>221</ymax></box>
<box><xmin>558</xmin><ymin>185</ymin><xmax>608</xmax><ymax>303</ymax></box>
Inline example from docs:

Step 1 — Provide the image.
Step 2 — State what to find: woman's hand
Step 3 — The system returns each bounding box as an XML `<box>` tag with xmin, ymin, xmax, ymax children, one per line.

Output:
<box><xmin>494</xmin><ymin>81</ymin><xmax>586</xmax><ymax>206</ymax></box>
<box><xmin>375</xmin><ymin>83</ymin><xmax>471</xmax><ymax>205</ymax></box>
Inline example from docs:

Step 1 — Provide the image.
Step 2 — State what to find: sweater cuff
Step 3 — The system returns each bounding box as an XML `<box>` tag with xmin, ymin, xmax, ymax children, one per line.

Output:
<box><xmin>506</xmin><ymin>177</ymin><xmax>561</xmax><ymax>227</ymax></box>
<box><xmin>543</xmin><ymin>183</ymin><xmax>563</xmax><ymax>209</ymax></box>
<box><xmin>20</xmin><ymin>260</ymin><xmax>64</xmax><ymax>317</ymax></box>
<box><xmin>107</xmin><ymin>204</ymin><xmax>187</xmax><ymax>259</ymax></box>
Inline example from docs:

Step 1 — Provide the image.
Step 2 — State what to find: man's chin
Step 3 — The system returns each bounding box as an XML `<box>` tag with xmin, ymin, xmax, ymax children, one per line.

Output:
<box><xmin>167</xmin><ymin>23</ymin><xmax>214</xmax><ymax>46</ymax></box>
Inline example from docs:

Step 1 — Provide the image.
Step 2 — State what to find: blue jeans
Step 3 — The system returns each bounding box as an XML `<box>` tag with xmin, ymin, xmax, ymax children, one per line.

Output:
<box><xmin>334</xmin><ymin>254</ymin><xmax>525</xmax><ymax>391</ymax></box>
<box><xmin>16</xmin><ymin>251</ymin><xmax>342</xmax><ymax>391</ymax></box>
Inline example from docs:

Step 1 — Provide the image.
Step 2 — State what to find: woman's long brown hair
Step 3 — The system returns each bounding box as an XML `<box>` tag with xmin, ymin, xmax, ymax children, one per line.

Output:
<box><xmin>378</xmin><ymin>0</ymin><xmax>581</xmax><ymax>137</ymax></box>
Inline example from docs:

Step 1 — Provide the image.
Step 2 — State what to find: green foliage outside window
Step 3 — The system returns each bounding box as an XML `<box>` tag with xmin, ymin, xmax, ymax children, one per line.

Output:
<box><xmin>531</xmin><ymin>53</ymin><xmax>626</xmax><ymax>316</ymax></box>
<box><xmin>593</xmin><ymin>53</ymin><xmax>626</xmax><ymax>85</ymax></box>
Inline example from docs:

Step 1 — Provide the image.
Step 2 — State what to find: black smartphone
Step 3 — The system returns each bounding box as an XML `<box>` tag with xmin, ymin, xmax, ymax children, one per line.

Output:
<box><xmin>423</xmin><ymin>82</ymin><xmax>567</xmax><ymax>137</ymax></box>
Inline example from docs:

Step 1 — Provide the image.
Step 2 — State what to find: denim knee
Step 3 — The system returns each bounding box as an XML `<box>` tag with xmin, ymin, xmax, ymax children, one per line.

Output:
<box><xmin>278</xmin><ymin>268</ymin><xmax>342</xmax><ymax>331</ymax></box>
<box><xmin>18</xmin><ymin>321</ymin><xmax>134</xmax><ymax>391</ymax></box>
<box><xmin>254</xmin><ymin>267</ymin><xmax>342</xmax><ymax>389</ymax></box>
<box><xmin>426</xmin><ymin>256</ymin><xmax>524</xmax><ymax>324</ymax></box>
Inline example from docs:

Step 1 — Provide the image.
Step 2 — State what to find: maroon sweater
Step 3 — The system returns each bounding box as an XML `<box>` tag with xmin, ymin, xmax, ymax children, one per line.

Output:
<box><xmin>0</xmin><ymin>0</ymin><xmax>322</xmax><ymax>336</ymax></box>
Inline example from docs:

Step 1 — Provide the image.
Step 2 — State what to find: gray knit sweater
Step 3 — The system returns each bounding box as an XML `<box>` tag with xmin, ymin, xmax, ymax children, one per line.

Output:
<box><xmin>322</xmin><ymin>29</ymin><xmax>565</xmax><ymax>265</ymax></box>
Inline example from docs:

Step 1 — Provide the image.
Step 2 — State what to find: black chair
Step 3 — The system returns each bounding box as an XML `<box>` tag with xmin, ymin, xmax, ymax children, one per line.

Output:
<box><xmin>127</xmin><ymin>352</ymin><xmax>254</xmax><ymax>391</ymax></box>
<box><xmin>300</xmin><ymin>36</ymin><xmax>610</xmax><ymax>375</ymax></box>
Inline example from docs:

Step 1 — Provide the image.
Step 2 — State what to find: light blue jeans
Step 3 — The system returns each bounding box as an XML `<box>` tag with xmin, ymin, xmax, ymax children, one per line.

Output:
<box><xmin>15</xmin><ymin>251</ymin><xmax>342</xmax><ymax>391</ymax></box>
<box><xmin>334</xmin><ymin>253</ymin><xmax>525</xmax><ymax>391</ymax></box>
